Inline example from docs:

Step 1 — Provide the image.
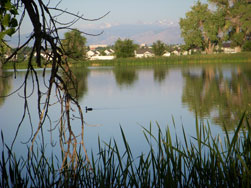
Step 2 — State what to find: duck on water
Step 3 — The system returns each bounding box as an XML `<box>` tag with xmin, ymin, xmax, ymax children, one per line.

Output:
<box><xmin>85</xmin><ymin>106</ymin><xmax>93</xmax><ymax>113</ymax></box>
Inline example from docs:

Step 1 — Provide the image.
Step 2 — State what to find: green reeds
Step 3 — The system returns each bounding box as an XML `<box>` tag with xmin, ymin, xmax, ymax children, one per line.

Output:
<box><xmin>1</xmin><ymin>113</ymin><xmax>251</xmax><ymax>187</ymax></box>
<box><xmin>85</xmin><ymin>52</ymin><xmax>251</xmax><ymax>67</ymax></box>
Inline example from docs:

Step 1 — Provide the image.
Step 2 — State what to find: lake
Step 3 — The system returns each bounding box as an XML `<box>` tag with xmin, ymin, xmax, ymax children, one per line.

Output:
<box><xmin>0</xmin><ymin>63</ymin><xmax>250</xmax><ymax>158</ymax></box>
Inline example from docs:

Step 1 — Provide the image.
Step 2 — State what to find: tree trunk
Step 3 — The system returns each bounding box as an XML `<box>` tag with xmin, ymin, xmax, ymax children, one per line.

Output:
<box><xmin>206</xmin><ymin>41</ymin><xmax>215</xmax><ymax>54</ymax></box>
<box><xmin>234</xmin><ymin>25</ymin><xmax>242</xmax><ymax>53</ymax></box>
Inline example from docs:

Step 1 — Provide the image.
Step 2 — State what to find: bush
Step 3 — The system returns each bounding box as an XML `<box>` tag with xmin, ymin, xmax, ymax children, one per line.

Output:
<box><xmin>242</xmin><ymin>41</ymin><xmax>251</xmax><ymax>51</ymax></box>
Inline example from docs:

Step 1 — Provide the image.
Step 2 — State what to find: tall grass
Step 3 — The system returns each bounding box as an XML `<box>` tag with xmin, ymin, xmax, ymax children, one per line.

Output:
<box><xmin>1</xmin><ymin>113</ymin><xmax>251</xmax><ymax>187</ymax></box>
<box><xmin>86</xmin><ymin>52</ymin><xmax>251</xmax><ymax>67</ymax></box>
<box><xmin>3</xmin><ymin>52</ymin><xmax>251</xmax><ymax>70</ymax></box>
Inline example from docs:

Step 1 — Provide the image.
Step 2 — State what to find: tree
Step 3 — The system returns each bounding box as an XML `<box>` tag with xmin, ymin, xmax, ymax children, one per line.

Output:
<box><xmin>179</xmin><ymin>1</ymin><xmax>224</xmax><ymax>54</ymax></box>
<box><xmin>152</xmin><ymin>40</ymin><xmax>166</xmax><ymax>56</ymax></box>
<box><xmin>62</xmin><ymin>29</ymin><xmax>87</xmax><ymax>59</ymax></box>
<box><xmin>208</xmin><ymin>0</ymin><xmax>251</xmax><ymax>52</ymax></box>
<box><xmin>0</xmin><ymin>0</ymin><xmax>109</xmax><ymax>170</ymax></box>
<box><xmin>114</xmin><ymin>38</ymin><xmax>137</xmax><ymax>58</ymax></box>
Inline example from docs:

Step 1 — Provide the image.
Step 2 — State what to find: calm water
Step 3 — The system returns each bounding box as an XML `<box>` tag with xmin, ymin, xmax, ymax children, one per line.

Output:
<box><xmin>0</xmin><ymin>63</ymin><xmax>250</xmax><ymax>157</ymax></box>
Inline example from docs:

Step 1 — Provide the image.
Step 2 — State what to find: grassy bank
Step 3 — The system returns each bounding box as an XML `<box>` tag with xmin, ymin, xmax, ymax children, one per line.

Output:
<box><xmin>2</xmin><ymin>60</ymin><xmax>49</xmax><ymax>70</ymax></box>
<box><xmin>85</xmin><ymin>52</ymin><xmax>251</xmax><ymax>67</ymax></box>
<box><xmin>1</xmin><ymin>114</ymin><xmax>250</xmax><ymax>187</ymax></box>
<box><xmin>2</xmin><ymin>52</ymin><xmax>251</xmax><ymax>70</ymax></box>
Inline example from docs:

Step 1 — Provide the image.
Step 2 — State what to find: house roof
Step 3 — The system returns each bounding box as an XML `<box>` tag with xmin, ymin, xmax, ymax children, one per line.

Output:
<box><xmin>136</xmin><ymin>48</ymin><xmax>153</xmax><ymax>54</ymax></box>
<box><xmin>222</xmin><ymin>43</ymin><xmax>231</xmax><ymax>48</ymax></box>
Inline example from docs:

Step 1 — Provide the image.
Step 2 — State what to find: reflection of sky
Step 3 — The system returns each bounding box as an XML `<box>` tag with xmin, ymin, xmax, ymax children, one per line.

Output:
<box><xmin>0</xmin><ymin>65</ymin><xmax>240</xmax><ymax>159</ymax></box>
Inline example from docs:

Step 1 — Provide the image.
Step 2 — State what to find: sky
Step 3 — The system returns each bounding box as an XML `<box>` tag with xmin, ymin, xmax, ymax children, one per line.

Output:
<box><xmin>20</xmin><ymin>0</ymin><xmax>207</xmax><ymax>34</ymax></box>
<box><xmin>60</xmin><ymin>0</ymin><xmax>199</xmax><ymax>23</ymax></box>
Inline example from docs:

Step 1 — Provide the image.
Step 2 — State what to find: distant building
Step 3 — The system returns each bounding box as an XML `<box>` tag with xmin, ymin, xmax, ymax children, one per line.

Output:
<box><xmin>87</xmin><ymin>49</ymin><xmax>115</xmax><ymax>60</ymax></box>
<box><xmin>140</xmin><ymin>43</ymin><xmax>147</xmax><ymax>48</ymax></box>
<box><xmin>104</xmin><ymin>49</ymin><xmax>114</xmax><ymax>56</ymax></box>
<box><xmin>86</xmin><ymin>50</ymin><xmax>96</xmax><ymax>58</ymax></box>
<box><xmin>89</xmin><ymin>44</ymin><xmax>108</xmax><ymax>50</ymax></box>
<box><xmin>222</xmin><ymin>43</ymin><xmax>236</xmax><ymax>54</ymax></box>
<box><xmin>163</xmin><ymin>51</ymin><xmax>171</xmax><ymax>57</ymax></box>
<box><xmin>182</xmin><ymin>51</ymin><xmax>189</xmax><ymax>56</ymax></box>
<box><xmin>135</xmin><ymin>48</ymin><xmax>154</xmax><ymax>58</ymax></box>
<box><xmin>90</xmin><ymin>56</ymin><xmax>115</xmax><ymax>60</ymax></box>
<box><xmin>172</xmin><ymin>50</ymin><xmax>181</xmax><ymax>56</ymax></box>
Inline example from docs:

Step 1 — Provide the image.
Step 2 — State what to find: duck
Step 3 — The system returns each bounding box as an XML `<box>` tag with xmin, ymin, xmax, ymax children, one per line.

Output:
<box><xmin>85</xmin><ymin>106</ymin><xmax>93</xmax><ymax>113</ymax></box>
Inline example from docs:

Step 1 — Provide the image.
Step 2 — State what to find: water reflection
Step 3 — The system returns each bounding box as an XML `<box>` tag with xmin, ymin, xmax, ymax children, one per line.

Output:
<box><xmin>0</xmin><ymin>70</ymin><xmax>13</xmax><ymax>106</ymax></box>
<box><xmin>113</xmin><ymin>67</ymin><xmax>138</xmax><ymax>87</ymax></box>
<box><xmin>153</xmin><ymin>66</ymin><xmax>169</xmax><ymax>83</ymax></box>
<box><xmin>68</xmin><ymin>67</ymin><xmax>89</xmax><ymax>100</ymax></box>
<box><xmin>182</xmin><ymin>65</ymin><xmax>251</xmax><ymax>130</ymax></box>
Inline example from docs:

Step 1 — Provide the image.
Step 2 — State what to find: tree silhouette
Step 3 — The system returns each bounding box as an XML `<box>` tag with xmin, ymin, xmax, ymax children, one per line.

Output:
<box><xmin>0</xmin><ymin>0</ymin><xmax>109</xmax><ymax>168</ymax></box>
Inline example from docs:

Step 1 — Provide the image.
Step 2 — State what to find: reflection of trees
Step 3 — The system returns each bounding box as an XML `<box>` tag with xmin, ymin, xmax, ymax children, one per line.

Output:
<box><xmin>67</xmin><ymin>67</ymin><xmax>89</xmax><ymax>100</ymax></box>
<box><xmin>153</xmin><ymin>66</ymin><xmax>169</xmax><ymax>83</ymax></box>
<box><xmin>182</xmin><ymin>65</ymin><xmax>251</xmax><ymax>130</ymax></box>
<box><xmin>0</xmin><ymin>70</ymin><xmax>13</xmax><ymax>106</ymax></box>
<box><xmin>113</xmin><ymin>67</ymin><xmax>138</xmax><ymax>87</ymax></box>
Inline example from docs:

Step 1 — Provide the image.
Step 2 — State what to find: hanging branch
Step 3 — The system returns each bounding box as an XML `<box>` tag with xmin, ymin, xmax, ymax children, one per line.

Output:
<box><xmin>1</xmin><ymin>0</ymin><xmax>109</xmax><ymax>169</ymax></box>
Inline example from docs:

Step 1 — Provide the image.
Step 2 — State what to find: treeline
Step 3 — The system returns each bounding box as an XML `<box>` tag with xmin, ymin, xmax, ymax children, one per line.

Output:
<box><xmin>180</xmin><ymin>0</ymin><xmax>251</xmax><ymax>54</ymax></box>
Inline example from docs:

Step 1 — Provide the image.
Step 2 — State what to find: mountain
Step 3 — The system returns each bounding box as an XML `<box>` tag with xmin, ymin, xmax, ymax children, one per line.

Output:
<box><xmin>6</xmin><ymin>21</ymin><xmax>183</xmax><ymax>47</ymax></box>
<box><xmin>84</xmin><ymin>22</ymin><xmax>183</xmax><ymax>45</ymax></box>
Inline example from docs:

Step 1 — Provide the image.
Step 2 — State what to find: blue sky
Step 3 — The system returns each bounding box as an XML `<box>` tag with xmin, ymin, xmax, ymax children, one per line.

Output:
<box><xmin>58</xmin><ymin>0</ymin><xmax>206</xmax><ymax>25</ymax></box>
<box><xmin>20</xmin><ymin>0</ymin><xmax>207</xmax><ymax>34</ymax></box>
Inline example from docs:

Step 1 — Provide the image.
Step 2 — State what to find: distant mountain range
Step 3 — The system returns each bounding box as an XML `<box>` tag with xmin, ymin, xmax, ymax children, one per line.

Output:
<box><xmin>7</xmin><ymin>21</ymin><xmax>183</xmax><ymax>47</ymax></box>
<box><xmin>85</xmin><ymin>22</ymin><xmax>183</xmax><ymax>45</ymax></box>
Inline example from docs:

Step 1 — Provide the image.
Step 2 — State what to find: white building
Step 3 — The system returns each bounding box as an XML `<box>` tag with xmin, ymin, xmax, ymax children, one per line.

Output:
<box><xmin>163</xmin><ymin>51</ymin><xmax>171</xmax><ymax>57</ymax></box>
<box><xmin>90</xmin><ymin>56</ymin><xmax>115</xmax><ymax>60</ymax></box>
<box><xmin>135</xmin><ymin>48</ymin><xmax>154</xmax><ymax>58</ymax></box>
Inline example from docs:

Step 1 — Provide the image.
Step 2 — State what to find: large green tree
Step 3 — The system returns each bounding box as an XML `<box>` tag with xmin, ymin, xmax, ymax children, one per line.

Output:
<box><xmin>208</xmin><ymin>0</ymin><xmax>251</xmax><ymax>52</ymax></box>
<box><xmin>114</xmin><ymin>38</ymin><xmax>137</xmax><ymax>58</ymax></box>
<box><xmin>62</xmin><ymin>29</ymin><xmax>87</xmax><ymax>59</ymax></box>
<box><xmin>180</xmin><ymin>1</ymin><xmax>225</xmax><ymax>54</ymax></box>
<box><xmin>152</xmin><ymin>40</ymin><xmax>166</xmax><ymax>56</ymax></box>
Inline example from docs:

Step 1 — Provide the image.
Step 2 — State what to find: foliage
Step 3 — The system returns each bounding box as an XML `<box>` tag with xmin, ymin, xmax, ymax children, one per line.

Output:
<box><xmin>114</xmin><ymin>38</ymin><xmax>138</xmax><ymax>58</ymax></box>
<box><xmin>180</xmin><ymin>0</ymin><xmax>251</xmax><ymax>53</ymax></box>
<box><xmin>1</xmin><ymin>114</ymin><xmax>251</xmax><ymax>187</ymax></box>
<box><xmin>0</xmin><ymin>40</ymin><xmax>11</xmax><ymax>63</ymax></box>
<box><xmin>0</xmin><ymin>0</ymin><xmax>18</xmax><ymax>40</ymax></box>
<box><xmin>208</xmin><ymin>0</ymin><xmax>251</xmax><ymax>51</ymax></box>
<box><xmin>152</xmin><ymin>40</ymin><xmax>166</xmax><ymax>56</ymax></box>
<box><xmin>179</xmin><ymin>1</ymin><xmax>224</xmax><ymax>54</ymax></box>
<box><xmin>62</xmin><ymin>29</ymin><xmax>87</xmax><ymax>59</ymax></box>
<box><xmin>242</xmin><ymin>40</ymin><xmax>251</xmax><ymax>51</ymax></box>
